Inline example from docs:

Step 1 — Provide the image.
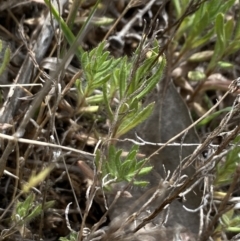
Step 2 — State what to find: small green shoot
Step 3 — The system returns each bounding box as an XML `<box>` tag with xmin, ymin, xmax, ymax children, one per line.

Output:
<box><xmin>96</xmin><ymin>145</ymin><xmax>152</xmax><ymax>188</ymax></box>
<box><xmin>215</xmin><ymin>209</ymin><xmax>240</xmax><ymax>234</ymax></box>
<box><xmin>11</xmin><ymin>193</ymin><xmax>54</xmax><ymax>237</ymax></box>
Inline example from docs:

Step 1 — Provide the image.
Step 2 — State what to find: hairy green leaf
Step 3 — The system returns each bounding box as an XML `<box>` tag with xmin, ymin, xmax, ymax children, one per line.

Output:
<box><xmin>117</xmin><ymin>102</ymin><xmax>154</xmax><ymax>137</ymax></box>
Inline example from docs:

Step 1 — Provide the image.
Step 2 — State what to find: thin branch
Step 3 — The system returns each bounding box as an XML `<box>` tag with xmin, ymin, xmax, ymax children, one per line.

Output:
<box><xmin>0</xmin><ymin>133</ymin><xmax>94</xmax><ymax>157</ymax></box>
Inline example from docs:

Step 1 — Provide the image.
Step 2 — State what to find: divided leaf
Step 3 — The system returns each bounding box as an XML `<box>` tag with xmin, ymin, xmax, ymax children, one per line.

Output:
<box><xmin>98</xmin><ymin>145</ymin><xmax>152</xmax><ymax>188</ymax></box>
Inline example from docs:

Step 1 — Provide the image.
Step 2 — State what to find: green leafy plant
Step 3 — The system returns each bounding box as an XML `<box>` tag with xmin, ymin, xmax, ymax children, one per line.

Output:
<box><xmin>45</xmin><ymin>0</ymin><xmax>166</xmax><ymax>139</ymax></box>
<box><xmin>96</xmin><ymin>145</ymin><xmax>152</xmax><ymax>188</ymax></box>
<box><xmin>75</xmin><ymin>40</ymin><xmax>166</xmax><ymax>138</ymax></box>
<box><xmin>75</xmin><ymin>41</ymin><xmax>122</xmax><ymax>111</ymax></box>
<box><xmin>173</xmin><ymin>0</ymin><xmax>239</xmax><ymax>74</ymax></box>
<box><xmin>215</xmin><ymin>209</ymin><xmax>240</xmax><ymax>235</ymax></box>
<box><xmin>26</xmin><ymin>1</ymin><xmax>240</xmax><ymax>241</ymax></box>
<box><xmin>73</xmin><ymin>40</ymin><xmax>165</xmax><ymax>190</ymax></box>
<box><xmin>11</xmin><ymin>193</ymin><xmax>54</xmax><ymax>237</ymax></box>
<box><xmin>212</xmin><ymin>135</ymin><xmax>240</xmax><ymax>236</ymax></box>
<box><xmin>46</xmin><ymin>1</ymin><xmax>164</xmax><ymax>239</ymax></box>
<box><xmin>215</xmin><ymin>135</ymin><xmax>240</xmax><ymax>186</ymax></box>
<box><xmin>44</xmin><ymin>0</ymin><xmax>165</xmax><ymax>210</ymax></box>
<box><xmin>171</xmin><ymin>0</ymin><xmax>240</xmax><ymax>133</ymax></box>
